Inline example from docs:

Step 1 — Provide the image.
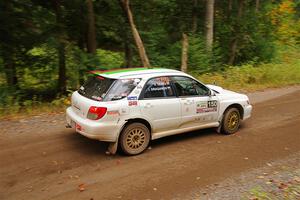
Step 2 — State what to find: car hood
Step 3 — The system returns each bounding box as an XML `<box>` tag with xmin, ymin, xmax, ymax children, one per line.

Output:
<box><xmin>206</xmin><ymin>84</ymin><xmax>248</xmax><ymax>100</ymax></box>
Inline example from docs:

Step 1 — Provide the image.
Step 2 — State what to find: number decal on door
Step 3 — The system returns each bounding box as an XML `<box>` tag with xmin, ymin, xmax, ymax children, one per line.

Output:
<box><xmin>208</xmin><ymin>100</ymin><xmax>217</xmax><ymax>108</ymax></box>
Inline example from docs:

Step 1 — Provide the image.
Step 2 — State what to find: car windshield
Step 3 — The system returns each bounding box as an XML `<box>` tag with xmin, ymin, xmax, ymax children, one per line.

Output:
<box><xmin>104</xmin><ymin>78</ymin><xmax>141</xmax><ymax>101</ymax></box>
<box><xmin>78</xmin><ymin>76</ymin><xmax>115</xmax><ymax>101</ymax></box>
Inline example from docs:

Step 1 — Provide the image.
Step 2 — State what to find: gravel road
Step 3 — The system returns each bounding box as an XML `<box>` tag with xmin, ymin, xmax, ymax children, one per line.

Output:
<box><xmin>1</xmin><ymin>86</ymin><xmax>300</xmax><ymax>200</ymax></box>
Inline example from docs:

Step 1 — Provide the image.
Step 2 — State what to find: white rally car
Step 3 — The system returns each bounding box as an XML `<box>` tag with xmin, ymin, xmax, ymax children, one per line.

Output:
<box><xmin>66</xmin><ymin>68</ymin><xmax>252</xmax><ymax>155</ymax></box>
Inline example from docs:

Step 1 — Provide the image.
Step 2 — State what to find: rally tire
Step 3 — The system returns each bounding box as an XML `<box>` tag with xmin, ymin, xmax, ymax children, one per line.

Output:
<box><xmin>119</xmin><ymin>123</ymin><xmax>150</xmax><ymax>155</ymax></box>
<box><xmin>221</xmin><ymin>107</ymin><xmax>241</xmax><ymax>135</ymax></box>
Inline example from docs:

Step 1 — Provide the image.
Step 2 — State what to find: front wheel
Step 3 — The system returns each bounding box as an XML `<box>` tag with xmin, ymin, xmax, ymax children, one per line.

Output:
<box><xmin>221</xmin><ymin>107</ymin><xmax>241</xmax><ymax>135</ymax></box>
<box><xmin>119</xmin><ymin>123</ymin><xmax>150</xmax><ymax>155</ymax></box>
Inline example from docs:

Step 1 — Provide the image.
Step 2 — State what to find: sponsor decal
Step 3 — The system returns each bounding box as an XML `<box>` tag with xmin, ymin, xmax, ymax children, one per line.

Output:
<box><xmin>127</xmin><ymin>96</ymin><xmax>137</xmax><ymax>100</ymax></box>
<box><xmin>196</xmin><ymin>107</ymin><xmax>217</xmax><ymax>113</ymax></box>
<box><xmin>92</xmin><ymin>95</ymin><xmax>102</xmax><ymax>101</ymax></box>
<box><xmin>155</xmin><ymin>77</ymin><xmax>170</xmax><ymax>86</ymax></box>
<box><xmin>75</xmin><ymin>123</ymin><xmax>82</xmax><ymax>131</ymax></box>
<box><xmin>197</xmin><ymin>101</ymin><xmax>207</xmax><ymax>108</ymax></box>
<box><xmin>196</xmin><ymin>100</ymin><xmax>218</xmax><ymax>113</ymax></box>
<box><xmin>150</xmin><ymin>86</ymin><xmax>171</xmax><ymax>91</ymax></box>
<box><xmin>128</xmin><ymin>101</ymin><xmax>138</xmax><ymax>106</ymax></box>
<box><xmin>107</xmin><ymin>110</ymin><xmax>120</xmax><ymax>115</ymax></box>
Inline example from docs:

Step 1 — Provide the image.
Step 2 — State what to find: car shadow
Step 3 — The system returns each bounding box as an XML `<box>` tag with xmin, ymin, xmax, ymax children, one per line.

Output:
<box><xmin>63</xmin><ymin>124</ymin><xmax>248</xmax><ymax>157</ymax></box>
<box><xmin>150</xmin><ymin>128</ymin><xmax>218</xmax><ymax>148</ymax></box>
<box><xmin>63</xmin><ymin>130</ymin><xmax>109</xmax><ymax>156</ymax></box>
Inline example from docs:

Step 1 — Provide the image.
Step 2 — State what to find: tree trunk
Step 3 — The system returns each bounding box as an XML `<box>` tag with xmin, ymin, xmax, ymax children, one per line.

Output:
<box><xmin>205</xmin><ymin>0</ymin><xmax>214</xmax><ymax>52</ymax></box>
<box><xmin>3</xmin><ymin>52</ymin><xmax>18</xmax><ymax>87</ymax></box>
<box><xmin>228</xmin><ymin>0</ymin><xmax>233</xmax><ymax>12</ymax></box>
<box><xmin>228</xmin><ymin>0</ymin><xmax>244</xmax><ymax>65</ymax></box>
<box><xmin>2</xmin><ymin>0</ymin><xmax>18</xmax><ymax>88</ymax></box>
<box><xmin>53</xmin><ymin>0</ymin><xmax>67</xmax><ymax>94</ymax></box>
<box><xmin>120</xmin><ymin>0</ymin><xmax>151</xmax><ymax>68</ymax></box>
<box><xmin>181</xmin><ymin>33</ymin><xmax>189</xmax><ymax>72</ymax></box>
<box><xmin>255</xmin><ymin>0</ymin><xmax>259</xmax><ymax>13</ymax></box>
<box><xmin>192</xmin><ymin>0</ymin><xmax>198</xmax><ymax>34</ymax></box>
<box><xmin>58</xmin><ymin>42</ymin><xmax>66</xmax><ymax>93</ymax></box>
<box><xmin>228</xmin><ymin>0</ymin><xmax>233</xmax><ymax>18</ymax></box>
<box><xmin>124</xmin><ymin>41</ymin><xmax>133</xmax><ymax>68</ymax></box>
<box><xmin>86</xmin><ymin>0</ymin><xmax>97</xmax><ymax>54</ymax></box>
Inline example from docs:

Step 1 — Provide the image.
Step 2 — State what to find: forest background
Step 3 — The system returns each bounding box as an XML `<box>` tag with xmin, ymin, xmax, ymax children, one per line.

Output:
<box><xmin>0</xmin><ymin>0</ymin><xmax>299</xmax><ymax>117</ymax></box>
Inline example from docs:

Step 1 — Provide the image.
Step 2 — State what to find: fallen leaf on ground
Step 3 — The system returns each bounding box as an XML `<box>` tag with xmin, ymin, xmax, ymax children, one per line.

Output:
<box><xmin>278</xmin><ymin>182</ymin><xmax>288</xmax><ymax>190</ymax></box>
<box><xmin>78</xmin><ymin>183</ymin><xmax>86</xmax><ymax>192</ymax></box>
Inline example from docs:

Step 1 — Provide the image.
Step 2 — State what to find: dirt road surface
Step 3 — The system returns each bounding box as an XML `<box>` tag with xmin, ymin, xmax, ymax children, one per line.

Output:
<box><xmin>1</xmin><ymin>86</ymin><xmax>300</xmax><ymax>200</ymax></box>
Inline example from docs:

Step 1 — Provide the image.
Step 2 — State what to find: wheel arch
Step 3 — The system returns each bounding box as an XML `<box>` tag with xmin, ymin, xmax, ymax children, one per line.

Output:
<box><xmin>120</xmin><ymin>118</ymin><xmax>152</xmax><ymax>137</ymax></box>
<box><xmin>125</xmin><ymin>118</ymin><xmax>151</xmax><ymax>131</ymax></box>
<box><xmin>223</xmin><ymin>103</ymin><xmax>244</xmax><ymax>120</ymax></box>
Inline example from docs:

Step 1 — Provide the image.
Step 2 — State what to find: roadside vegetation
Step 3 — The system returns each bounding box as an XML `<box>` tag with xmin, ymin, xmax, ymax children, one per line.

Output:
<box><xmin>0</xmin><ymin>0</ymin><xmax>299</xmax><ymax>119</ymax></box>
<box><xmin>199</xmin><ymin>47</ymin><xmax>300</xmax><ymax>92</ymax></box>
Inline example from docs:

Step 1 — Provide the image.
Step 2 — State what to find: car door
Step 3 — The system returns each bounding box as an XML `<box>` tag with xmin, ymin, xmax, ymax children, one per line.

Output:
<box><xmin>139</xmin><ymin>76</ymin><xmax>181</xmax><ymax>133</ymax></box>
<box><xmin>171</xmin><ymin>76</ymin><xmax>219</xmax><ymax>128</ymax></box>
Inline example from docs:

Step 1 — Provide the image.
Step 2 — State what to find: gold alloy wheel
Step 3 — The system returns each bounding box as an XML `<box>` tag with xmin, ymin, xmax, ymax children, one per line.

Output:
<box><xmin>126</xmin><ymin>128</ymin><xmax>146</xmax><ymax>149</ymax></box>
<box><xmin>227</xmin><ymin>111</ymin><xmax>239</xmax><ymax>131</ymax></box>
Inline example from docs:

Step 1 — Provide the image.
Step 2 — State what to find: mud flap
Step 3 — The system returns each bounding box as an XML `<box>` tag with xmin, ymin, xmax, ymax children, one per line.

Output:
<box><xmin>216</xmin><ymin>124</ymin><xmax>222</xmax><ymax>133</ymax></box>
<box><xmin>107</xmin><ymin>141</ymin><xmax>118</xmax><ymax>155</ymax></box>
<box><xmin>216</xmin><ymin>118</ymin><xmax>223</xmax><ymax>133</ymax></box>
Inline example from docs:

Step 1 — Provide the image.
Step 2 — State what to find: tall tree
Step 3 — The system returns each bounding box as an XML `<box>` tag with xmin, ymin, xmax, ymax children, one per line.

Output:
<box><xmin>86</xmin><ymin>0</ymin><xmax>97</xmax><ymax>54</ymax></box>
<box><xmin>255</xmin><ymin>0</ymin><xmax>260</xmax><ymax>13</ymax></box>
<box><xmin>228</xmin><ymin>0</ymin><xmax>244</xmax><ymax>65</ymax></box>
<box><xmin>53</xmin><ymin>0</ymin><xmax>66</xmax><ymax>93</ymax></box>
<box><xmin>181</xmin><ymin>33</ymin><xmax>189</xmax><ymax>72</ymax></box>
<box><xmin>120</xmin><ymin>0</ymin><xmax>151</xmax><ymax>68</ymax></box>
<box><xmin>205</xmin><ymin>0</ymin><xmax>215</xmax><ymax>51</ymax></box>
<box><xmin>192</xmin><ymin>0</ymin><xmax>198</xmax><ymax>34</ymax></box>
<box><xmin>1</xmin><ymin>0</ymin><xmax>18</xmax><ymax>87</ymax></box>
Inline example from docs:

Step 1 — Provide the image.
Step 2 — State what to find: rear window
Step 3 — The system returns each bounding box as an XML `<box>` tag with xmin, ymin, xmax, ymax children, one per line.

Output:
<box><xmin>78</xmin><ymin>76</ymin><xmax>115</xmax><ymax>101</ymax></box>
<box><xmin>104</xmin><ymin>78</ymin><xmax>141</xmax><ymax>101</ymax></box>
<box><xmin>78</xmin><ymin>76</ymin><xmax>140</xmax><ymax>101</ymax></box>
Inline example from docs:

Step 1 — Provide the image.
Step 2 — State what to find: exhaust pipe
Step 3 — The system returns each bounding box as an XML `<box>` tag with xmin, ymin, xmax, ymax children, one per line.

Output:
<box><xmin>65</xmin><ymin>124</ymin><xmax>72</xmax><ymax>128</ymax></box>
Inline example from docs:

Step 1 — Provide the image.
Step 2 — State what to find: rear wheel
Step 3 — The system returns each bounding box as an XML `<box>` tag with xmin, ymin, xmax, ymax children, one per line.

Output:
<box><xmin>119</xmin><ymin>123</ymin><xmax>150</xmax><ymax>155</ymax></box>
<box><xmin>221</xmin><ymin>107</ymin><xmax>241</xmax><ymax>134</ymax></box>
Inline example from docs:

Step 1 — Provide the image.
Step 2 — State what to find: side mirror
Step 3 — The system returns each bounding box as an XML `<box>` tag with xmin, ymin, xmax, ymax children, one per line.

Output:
<box><xmin>209</xmin><ymin>89</ymin><xmax>215</xmax><ymax>97</ymax></box>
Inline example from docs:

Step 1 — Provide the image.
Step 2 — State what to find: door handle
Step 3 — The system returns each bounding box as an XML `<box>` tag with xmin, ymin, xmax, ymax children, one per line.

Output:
<box><xmin>184</xmin><ymin>99</ymin><xmax>194</xmax><ymax>105</ymax></box>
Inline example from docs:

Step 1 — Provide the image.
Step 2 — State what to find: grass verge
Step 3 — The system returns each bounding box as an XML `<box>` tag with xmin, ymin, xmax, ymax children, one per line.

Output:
<box><xmin>198</xmin><ymin>60</ymin><xmax>300</xmax><ymax>93</ymax></box>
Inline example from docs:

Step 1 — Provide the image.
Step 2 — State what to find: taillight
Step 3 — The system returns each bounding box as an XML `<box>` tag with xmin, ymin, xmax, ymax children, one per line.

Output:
<box><xmin>87</xmin><ymin>106</ymin><xmax>107</xmax><ymax>120</ymax></box>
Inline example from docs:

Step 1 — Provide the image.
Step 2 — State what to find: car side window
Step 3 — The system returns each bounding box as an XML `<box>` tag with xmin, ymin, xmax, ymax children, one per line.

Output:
<box><xmin>171</xmin><ymin>76</ymin><xmax>210</xmax><ymax>96</ymax></box>
<box><xmin>143</xmin><ymin>77</ymin><xmax>175</xmax><ymax>99</ymax></box>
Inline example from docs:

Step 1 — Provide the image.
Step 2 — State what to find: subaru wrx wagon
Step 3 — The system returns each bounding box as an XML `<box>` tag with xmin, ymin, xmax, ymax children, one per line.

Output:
<box><xmin>66</xmin><ymin>68</ymin><xmax>252</xmax><ymax>155</ymax></box>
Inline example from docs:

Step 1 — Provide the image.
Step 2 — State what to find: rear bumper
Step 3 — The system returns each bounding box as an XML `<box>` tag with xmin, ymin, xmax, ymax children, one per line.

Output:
<box><xmin>243</xmin><ymin>105</ymin><xmax>252</xmax><ymax>120</ymax></box>
<box><xmin>66</xmin><ymin>107</ymin><xmax>120</xmax><ymax>142</ymax></box>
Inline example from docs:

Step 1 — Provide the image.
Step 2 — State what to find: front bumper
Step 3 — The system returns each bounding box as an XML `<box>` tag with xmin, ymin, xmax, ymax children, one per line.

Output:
<box><xmin>66</xmin><ymin>107</ymin><xmax>120</xmax><ymax>142</ymax></box>
<box><xmin>243</xmin><ymin>104</ymin><xmax>252</xmax><ymax>120</ymax></box>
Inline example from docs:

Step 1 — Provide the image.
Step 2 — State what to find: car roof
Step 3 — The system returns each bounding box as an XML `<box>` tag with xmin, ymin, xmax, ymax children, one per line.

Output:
<box><xmin>90</xmin><ymin>68</ymin><xmax>188</xmax><ymax>79</ymax></box>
